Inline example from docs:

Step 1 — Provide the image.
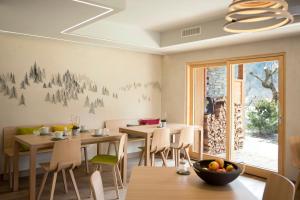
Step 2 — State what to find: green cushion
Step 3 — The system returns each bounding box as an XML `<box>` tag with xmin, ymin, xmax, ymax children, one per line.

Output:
<box><xmin>17</xmin><ymin>127</ymin><xmax>40</xmax><ymax>152</ymax></box>
<box><xmin>52</xmin><ymin>124</ymin><xmax>73</xmax><ymax>132</ymax></box>
<box><xmin>90</xmin><ymin>155</ymin><xmax>118</xmax><ymax>165</ymax></box>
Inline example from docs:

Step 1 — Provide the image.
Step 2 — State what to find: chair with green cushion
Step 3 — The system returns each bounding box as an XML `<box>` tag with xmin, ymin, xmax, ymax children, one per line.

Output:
<box><xmin>90</xmin><ymin>134</ymin><xmax>126</xmax><ymax>199</ymax></box>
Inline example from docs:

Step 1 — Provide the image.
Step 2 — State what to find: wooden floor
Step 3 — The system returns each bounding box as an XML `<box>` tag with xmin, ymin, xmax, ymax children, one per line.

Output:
<box><xmin>0</xmin><ymin>157</ymin><xmax>298</xmax><ymax>200</ymax></box>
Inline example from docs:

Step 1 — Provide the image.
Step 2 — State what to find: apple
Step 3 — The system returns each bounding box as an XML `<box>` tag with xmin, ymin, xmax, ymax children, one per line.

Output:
<box><xmin>216</xmin><ymin>168</ymin><xmax>226</xmax><ymax>173</ymax></box>
<box><xmin>208</xmin><ymin>161</ymin><xmax>220</xmax><ymax>171</ymax></box>
<box><xmin>215</xmin><ymin>158</ymin><xmax>224</xmax><ymax>168</ymax></box>
<box><xmin>226</xmin><ymin>164</ymin><xmax>234</xmax><ymax>172</ymax></box>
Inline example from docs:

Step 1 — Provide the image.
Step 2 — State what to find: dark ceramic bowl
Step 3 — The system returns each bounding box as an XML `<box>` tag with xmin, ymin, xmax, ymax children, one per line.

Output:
<box><xmin>193</xmin><ymin>159</ymin><xmax>241</xmax><ymax>186</ymax></box>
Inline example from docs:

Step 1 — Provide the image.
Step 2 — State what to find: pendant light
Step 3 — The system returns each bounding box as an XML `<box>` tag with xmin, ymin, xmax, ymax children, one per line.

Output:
<box><xmin>224</xmin><ymin>0</ymin><xmax>294</xmax><ymax>33</ymax></box>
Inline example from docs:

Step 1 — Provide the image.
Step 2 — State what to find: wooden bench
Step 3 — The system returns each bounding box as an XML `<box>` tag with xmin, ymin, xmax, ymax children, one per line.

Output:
<box><xmin>2</xmin><ymin>124</ymin><xmax>89</xmax><ymax>189</ymax></box>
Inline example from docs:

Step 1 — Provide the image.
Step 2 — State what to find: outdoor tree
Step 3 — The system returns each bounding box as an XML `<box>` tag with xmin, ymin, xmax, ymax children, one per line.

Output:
<box><xmin>249</xmin><ymin>62</ymin><xmax>278</xmax><ymax>102</ymax></box>
<box><xmin>247</xmin><ymin>99</ymin><xmax>278</xmax><ymax>137</ymax></box>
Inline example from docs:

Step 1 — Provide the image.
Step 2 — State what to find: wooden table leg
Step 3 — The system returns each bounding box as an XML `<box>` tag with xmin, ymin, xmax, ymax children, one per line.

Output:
<box><xmin>122</xmin><ymin>134</ymin><xmax>128</xmax><ymax>185</ymax></box>
<box><xmin>199</xmin><ymin>128</ymin><xmax>204</xmax><ymax>160</ymax></box>
<box><xmin>29</xmin><ymin>146</ymin><xmax>37</xmax><ymax>200</ymax></box>
<box><xmin>13</xmin><ymin>141</ymin><xmax>20</xmax><ymax>192</ymax></box>
<box><xmin>145</xmin><ymin>134</ymin><xmax>151</xmax><ymax>166</ymax></box>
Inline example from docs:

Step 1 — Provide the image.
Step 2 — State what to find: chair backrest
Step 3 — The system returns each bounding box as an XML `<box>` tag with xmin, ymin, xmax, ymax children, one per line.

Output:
<box><xmin>49</xmin><ymin>139</ymin><xmax>82</xmax><ymax>171</ymax></box>
<box><xmin>105</xmin><ymin>119</ymin><xmax>139</xmax><ymax>133</ymax></box>
<box><xmin>90</xmin><ymin>170</ymin><xmax>105</xmax><ymax>200</ymax></box>
<box><xmin>289</xmin><ymin>135</ymin><xmax>300</xmax><ymax>168</ymax></box>
<box><xmin>262</xmin><ymin>173</ymin><xmax>295</xmax><ymax>200</ymax></box>
<box><xmin>150</xmin><ymin>128</ymin><xmax>170</xmax><ymax>153</ymax></box>
<box><xmin>117</xmin><ymin>134</ymin><xmax>127</xmax><ymax>162</ymax></box>
<box><xmin>178</xmin><ymin>127</ymin><xmax>194</xmax><ymax>148</ymax></box>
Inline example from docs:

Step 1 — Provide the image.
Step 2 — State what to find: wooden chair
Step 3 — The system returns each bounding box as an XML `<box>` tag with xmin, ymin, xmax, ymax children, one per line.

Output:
<box><xmin>90</xmin><ymin>170</ymin><xmax>105</xmax><ymax>200</ymax></box>
<box><xmin>105</xmin><ymin>119</ymin><xmax>143</xmax><ymax>155</ymax></box>
<box><xmin>90</xmin><ymin>134</ymin><xmax>126</xmax><ymax>199</ymax></box>
<box><xmin>166</xmin><ymin>127</ymin><xmax>194</xmax><ymax>167</ymax></box>
<box><xmin>2</xmin><ymin>125</ymin><xmax>90</xmax><ymax>189</ymax></box>
<box><xmin>289</xmin><ymin>135</ymin><xmax>300</xmax><ymax>190</ymax></box>
<box><xmin>262</xmin><ymin>173</ymin><xmax>295</xmax><ymax>200</ymax></box>
<box><xmin>138</xmin><ymin>128</ymin><xmax>170</xmax><ymax>167</ymax></box>
<box><xmin>37</xmin><ymin>139</ymin><xmax>82</xmax><ymax>200</ymax></box>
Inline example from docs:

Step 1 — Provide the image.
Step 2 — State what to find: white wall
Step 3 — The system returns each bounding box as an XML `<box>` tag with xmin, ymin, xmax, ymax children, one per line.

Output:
<box><xmin>162</xmin><ymin>35</ymin><xmax>300</xmax><ymax>180</ymax></box>
<box><xmin>0</xmin><ymin>34</ymin><xmax>162</xmax><ymax>171</ymax></box>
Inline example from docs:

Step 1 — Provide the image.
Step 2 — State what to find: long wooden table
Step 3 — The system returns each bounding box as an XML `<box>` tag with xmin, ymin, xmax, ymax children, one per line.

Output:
<box><xmin>120</xmin><ymin>123</ymin><xmax>203</xmax><ymax>166</ymax></box>
<box><xmin>13</xmin><ymin>132</ymin><xmax>127</xmax><ymax>200</ymax></box>
<box><xmin>126</xmin><ymin>167</ymin><xmax>257</xmax><ymax>200</ymax></box>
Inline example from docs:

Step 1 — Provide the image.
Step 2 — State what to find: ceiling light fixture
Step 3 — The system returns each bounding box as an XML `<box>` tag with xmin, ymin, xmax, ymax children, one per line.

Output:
<box><xmin>224</xmin><ymin>0</ymin><xmax>294</xmax><ymax>33</ymax></box>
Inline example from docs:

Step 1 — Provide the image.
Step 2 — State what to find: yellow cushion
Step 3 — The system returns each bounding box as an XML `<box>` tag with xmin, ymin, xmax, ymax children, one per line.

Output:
<box><xmin>90</xmin><ymin>155</ymin><xmax>118</xmax><ymax>165</ymax></box>
<box><xmin>52</xmin><ymin>124</ymin><xmax>73</xmax><ymax>132</ymax></box>
<box><xmin>17</xmin><ymin>127</ymin><xmax>41</xmax><ymax>151</ymax></box>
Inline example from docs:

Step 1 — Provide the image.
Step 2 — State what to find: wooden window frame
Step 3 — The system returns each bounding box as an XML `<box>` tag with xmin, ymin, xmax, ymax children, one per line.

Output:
<box><xmin>186</xmin><ymin>52</ymin><xmax>286</xmax><ymax>178</ymax></box>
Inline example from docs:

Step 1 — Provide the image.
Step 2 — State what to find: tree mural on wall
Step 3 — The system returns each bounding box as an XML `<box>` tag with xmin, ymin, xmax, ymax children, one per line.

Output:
<box><xmin>0</xmin><ymin>61</ymin><xmax>161</xmax><ymax>114</ymax></box>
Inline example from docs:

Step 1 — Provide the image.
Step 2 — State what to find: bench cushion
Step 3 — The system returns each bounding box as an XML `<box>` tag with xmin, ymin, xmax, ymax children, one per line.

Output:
<box><xmin>17</xmin><ymin>126</ymin><xmax>41</xmax><ymax>151</ymax></box>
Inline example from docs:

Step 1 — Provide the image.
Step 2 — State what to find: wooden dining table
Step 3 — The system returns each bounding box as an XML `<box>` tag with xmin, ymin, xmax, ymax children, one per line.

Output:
<box><xmin>13</xmin><ymin>131</ymin><xmax>127</xmax><ymax>200</ymax></box>
<box><xmin>119</xmin><ymin>123</ymin><xmax>203</xmax><ymax>166</ymax></box>
<box><xmin>126</xmin><ymin>167</ymin><xmax>257</xmax><ymax>200</ymax></box>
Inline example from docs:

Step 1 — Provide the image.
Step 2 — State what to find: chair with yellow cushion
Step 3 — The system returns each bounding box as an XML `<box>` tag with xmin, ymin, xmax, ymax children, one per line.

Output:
<box><xmin>2</xmin><ymin>124</ymin><xmax>89</xmax><ymax>190</ymax></box>
<box><xmin>90</xmin><ymin>134</ymin><xmax>126</xmax><ymax>199</ymax></box>
<box><xmin>3</xmin><ymin>126</ymin><xmax>46</xmax><ymax>189</ymax></box>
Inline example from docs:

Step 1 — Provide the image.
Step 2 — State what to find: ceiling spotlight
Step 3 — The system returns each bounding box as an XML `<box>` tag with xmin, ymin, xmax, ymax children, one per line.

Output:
<box><xmin>224</xmin><ymin>0</ymin><xmax>294</xmax><ymax>33</ymax></box>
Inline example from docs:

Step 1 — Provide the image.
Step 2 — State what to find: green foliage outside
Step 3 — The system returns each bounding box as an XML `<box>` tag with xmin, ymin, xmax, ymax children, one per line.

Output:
<box><xmin>247</xmin><ymin>99</ymin><xmax>278</xmax><ymax>138</ymax></box>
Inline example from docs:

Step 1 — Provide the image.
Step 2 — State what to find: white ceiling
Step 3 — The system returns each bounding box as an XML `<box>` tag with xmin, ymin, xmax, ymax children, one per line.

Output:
<box><xmin>0</xmin><ymin>0</ymin><xmax>299</xmax><ymax>54</ymax></box>
<box><xmin>101</xmin><ymin>0</ymin><xmax>231</xmax><ymax>31</ymax></box>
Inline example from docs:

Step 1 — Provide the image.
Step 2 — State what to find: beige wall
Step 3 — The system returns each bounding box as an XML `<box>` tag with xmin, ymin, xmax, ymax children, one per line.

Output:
<box><xmin>162</xmin><ymin>35</ymin><xmax>300</xmax><ymax>180</ymax></box>
<box><xmin>0</xmin><ymin>34</ymin><xmax>162</xmax><ymax>171</ymax></box>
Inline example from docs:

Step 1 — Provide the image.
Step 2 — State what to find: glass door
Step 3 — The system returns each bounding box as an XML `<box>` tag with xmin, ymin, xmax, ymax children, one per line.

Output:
<box><xmin>187</xmin><ymin>54</ymin><xmax>285</xmax><ymax>177</ymax></box>
<box><xmin>188</xmin><ymin>63</ymin><xmax>228</xmax><ymax>159</ymax></box>
<box><xmin>229</xmin><ymin>56</ymin><xmax>284</xmax><ymax>176</ymax></box>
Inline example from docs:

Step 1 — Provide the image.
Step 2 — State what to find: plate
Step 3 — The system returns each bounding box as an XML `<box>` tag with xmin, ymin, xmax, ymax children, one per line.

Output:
<box><xmin>51</xmin><ymin>137</ymin><xmax>67</xmax><ymax>141</ymax></box>
<box><xmin>40</xmin><ymin>132</ymin><xmax>51</xmax><ymax>136</ymax></box>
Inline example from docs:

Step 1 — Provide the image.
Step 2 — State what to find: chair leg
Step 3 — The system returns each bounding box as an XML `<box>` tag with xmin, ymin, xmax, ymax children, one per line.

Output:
<box><xmin>112</xmin><ymin>166</ymin><xmax>120</xmax><ymax>199</ymax></box>
<box><xmin>138</xmin><ymin>150</ymin><xmax>145</xmax><ymax>166</ymax></box>
<box><xmin>114</xmin><ymin>143</ymin><xmax>118</xmax><ymax>155</ymax></box>
<box><xmin>37</xmin><ymin>172</ymin><xmax>49</xmax><ymax>200</ymax></box>
<box><xmin>184</xmin><ymin>148</ymin><xmax>193</xmax><ymax>166</ymax></box>
<box><xmin>2</xmin><ymin>155</ymin><xmax>7</xmax><ymax>182</ymax></box>
<box><xmin>295</xmin><ymin>171</ymin><xmax>300</xmax><ymax>191</ymax></box>
<box><xmin>50</xmin><ymin>172</ymin><xmax>58</xmax><ymax>200</ymax></box>
<box><xmin>9</xmin><ymin>157</ymin><xmax>13</xmax><ymax>189</ymax></box>
<box><xmin>69</xmin><ymin>169</ymin><xmax>81</xmax><ymax>200</ymax></box>
<box><xmin>83</xmin><ymin>147</ymin><xmax>89</xmax><ymax>174</ymax></box>
<box><xmin>107</xmin><ymin>142</ymin><xmax>111</xmax><ymax>154</ymax></box>
<box><xmin>160</xmin><ymin>152</ymin><xmax>168</xmax><ymax>167</ymax></box>
<box><xmin>151</xmin><ymin>153</ymin><xmax>155</xmax><ymax>167</ymax></box>
<box><xmin>176</xmin><ymin>149</ymin><xmax>180</xmax><ymax>167</ymax></box>
<box><xmin>165</xmin><ymin>148</ymin><xmax>170</xmax><ymax>160</ymax></box>
<box><xmin>116</xmin><ymin>165</ymin><xmax>124</xmax><ymax>188</ymax></box>
<box><xmin>62</xmin><ymin>169</ymin><xmax>69</xmax><ymax>193</ymax></box>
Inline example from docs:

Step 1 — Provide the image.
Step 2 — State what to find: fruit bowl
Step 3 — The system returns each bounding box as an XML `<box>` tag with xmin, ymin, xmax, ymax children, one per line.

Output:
<box><xmin>193</xmin><ymin>159</ymin><xmax>242</xmax><ymax>186</ymax></box>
